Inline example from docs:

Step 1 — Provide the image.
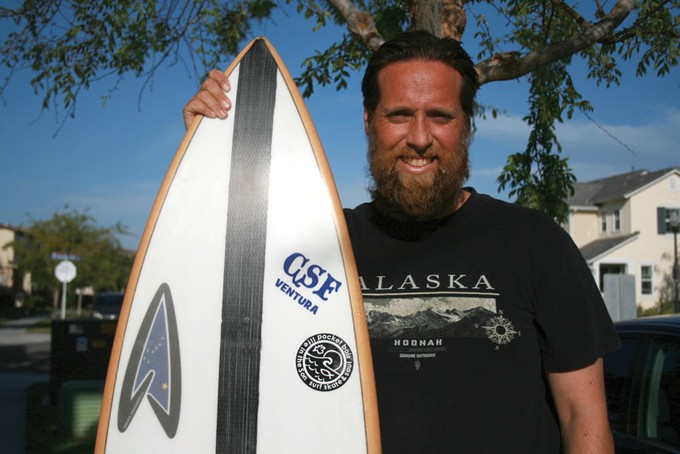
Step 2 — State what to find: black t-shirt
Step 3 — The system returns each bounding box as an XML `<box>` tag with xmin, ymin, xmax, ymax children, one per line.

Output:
<box><xmin>344</xmin><ymin>189</ymin><xmax>620</xmax><ymax>453</ymax></box>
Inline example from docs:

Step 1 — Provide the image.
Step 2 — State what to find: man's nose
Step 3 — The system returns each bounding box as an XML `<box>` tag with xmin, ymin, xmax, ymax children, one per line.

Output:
<box><xmin>406</xmin><ymin>117</ymin><xmax>432</xmax><ymax>154</ymax></box>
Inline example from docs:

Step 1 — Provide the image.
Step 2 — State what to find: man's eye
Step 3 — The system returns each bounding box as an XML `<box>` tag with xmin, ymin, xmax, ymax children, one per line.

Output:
<box><xmin>386</xmin><ymin>111</ymin><xmax>411</xmax><ymax>122</ymax></box>
<box><xmin>431</xmin><ymin>113</ymin><xmax>453</xmax><ymax>123</ymax></box>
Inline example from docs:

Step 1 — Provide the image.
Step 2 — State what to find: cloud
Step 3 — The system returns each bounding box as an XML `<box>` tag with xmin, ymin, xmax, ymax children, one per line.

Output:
<box><xmin>475</xmin><ymin>114</ymin><xmax>529</xmax><ymax>144</ymax></box>
<box><xmin>61</xmin><ymin>180</ymin><xmax>159</xmax><ymax>248</ymax></box>
<box><xmin>469</xmin><ymin>105</ymin><xmax>679</xmax><ymax>186</ymax></box>
<box><xmin>560</xmin><ymin>105</ymin><xmax>679</xmax><ymax>181</ymax></box>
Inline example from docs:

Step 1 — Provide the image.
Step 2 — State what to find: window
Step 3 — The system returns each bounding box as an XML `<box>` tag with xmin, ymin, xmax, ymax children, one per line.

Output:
<box><xmin>641</xmin><ymin>266</ymin><xmax>653</xmax><ymax>295</ymax></box>
<box><xmin>604</xmin><ymin>336</ymin><xmax>640</xmax><ymax>432</ymax></box>
<box><xmin>601</xmin><ymin>212</ymin><xmax>608</xmax><ymax>233</ymax></box>
<box><xmin>658</xmin><ymin>207</ymin><xmax>680</xmax><ymax>234</ymax></box>
<box><xmin>640</xmin><ymin>336</ymin><xmax>680</xmax><ymax>449</ymax></box>
<box><xmin>614</xmin><ymin>209</ymin><xmax>621</xmax><ymax>232</ymax></box>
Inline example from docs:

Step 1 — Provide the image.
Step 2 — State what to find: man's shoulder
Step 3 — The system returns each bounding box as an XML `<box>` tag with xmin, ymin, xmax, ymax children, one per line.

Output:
<box><xmin>343</xmin><ymin>202</ymin><xmax>373</xmax><ymax>221</ymax></box>
<box><xmin>465</xmin><ymin>190</ymin><xmax>567</xmax><ymax>241</ymax></box>
<box><xmin>471</xmin><ymin>190</ymin><xmax>552</xmax><ymax>221</ymax></box>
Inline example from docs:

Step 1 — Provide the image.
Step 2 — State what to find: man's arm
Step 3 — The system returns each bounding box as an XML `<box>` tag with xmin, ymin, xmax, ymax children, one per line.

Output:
<box><xmin>182</xmin><ymin>69</ymin><xmax>232</xmax><ymax>129</ymax></box>
<box><xmin>547</xmin><ymin>358</ymin><xmax>614</xmax><ymax>453</ymax></box>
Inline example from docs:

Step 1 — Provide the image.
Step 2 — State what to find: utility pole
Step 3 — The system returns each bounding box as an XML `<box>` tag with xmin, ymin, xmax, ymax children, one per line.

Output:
<box><xmin>670</xmin><ymin>211</ymin><xmax>679</xmax><ymax>313</ymax></box>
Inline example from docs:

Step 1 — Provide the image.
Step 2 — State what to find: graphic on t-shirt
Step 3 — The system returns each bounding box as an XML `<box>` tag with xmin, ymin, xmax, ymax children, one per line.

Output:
<box><xmin>364</xmin><ymin>295</ymin><xmax>520</xmax><ymax>348</ymax></box>
<box><xmin>482</xmin><ymin>312</ymin><xmax>520</xmax><ymax>347</ymax></box>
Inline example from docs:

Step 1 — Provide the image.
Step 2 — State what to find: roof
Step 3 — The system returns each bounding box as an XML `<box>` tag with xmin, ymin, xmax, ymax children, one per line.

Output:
<box><xmin>579</xmin><ymin>233</ymin><xmax>638</xmax><ymax>262</ymax></box>
<box><xmin>0</xmin><ymin>224</ymin><xmax>22</xmax><ymax>233</ymax></box>
<box><xmin>567</xmin><ymin>167</ymin><xmax>679</xmax><ymax>207</ymax></box>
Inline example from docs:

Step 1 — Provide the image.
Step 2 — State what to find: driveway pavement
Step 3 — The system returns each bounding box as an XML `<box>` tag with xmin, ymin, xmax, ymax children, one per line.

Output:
<box><xmin>0</xmin><ymin>316</ymin><xmax>51</xmax><ymax>454</ymax></box>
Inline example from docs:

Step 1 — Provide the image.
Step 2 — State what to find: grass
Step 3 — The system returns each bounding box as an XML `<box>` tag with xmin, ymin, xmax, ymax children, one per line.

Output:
<box><xmin>23</xmin><ymin>310</ymin><xmax>97</xmax><ymax>335</ymax></box>
<box><xmin>27</xmin><ymin>318</ymin><xmax>53</xmax><ymax>334</ymax></box>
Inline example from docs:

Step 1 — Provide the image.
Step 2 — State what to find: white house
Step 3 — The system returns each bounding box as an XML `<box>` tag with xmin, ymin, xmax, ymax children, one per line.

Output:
<box><xmin>0</xmin><ymin>223</ymin><xmax>32</xmax><ymax>307</ymax></box>
<box><xmin>564</xmin><ymin>167</ymin><xmax>680</xmax><ymax>311</ymax></box>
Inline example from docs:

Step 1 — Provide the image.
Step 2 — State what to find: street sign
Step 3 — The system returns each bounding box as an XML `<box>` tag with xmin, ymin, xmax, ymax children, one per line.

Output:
<box><xmin>55</xmin><ymin>260</ymin><xmax>77</xmax><ymax>283</ymax></box>
<box><xmin>51</xmin><ymin>252</ymin><xmax>81</xmax><ymax>261</ymax></box>
<box><xmin>55</xmin><ymin>260</ymin><xmax>77</xmax><ymax>320</ymax></box>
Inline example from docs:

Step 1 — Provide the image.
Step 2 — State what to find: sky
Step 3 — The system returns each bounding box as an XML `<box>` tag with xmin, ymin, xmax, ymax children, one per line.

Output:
<box><xmin>1</xmin><ymin>5</ymin><xmax>678</xmax><ymax>250</ymax></box>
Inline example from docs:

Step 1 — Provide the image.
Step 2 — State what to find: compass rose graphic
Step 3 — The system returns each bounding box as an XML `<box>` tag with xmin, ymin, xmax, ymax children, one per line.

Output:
<box><xmin>482</xmin><ymin>312</ymin><xmax>519</xmax><ymax>349</ymax></box>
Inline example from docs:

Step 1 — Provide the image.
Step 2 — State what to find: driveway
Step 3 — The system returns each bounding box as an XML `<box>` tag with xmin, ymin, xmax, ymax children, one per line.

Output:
<box><xmin>0</xmin><ymin>316</ymin><xmax>51</xmax><ymax>454</ymax></box>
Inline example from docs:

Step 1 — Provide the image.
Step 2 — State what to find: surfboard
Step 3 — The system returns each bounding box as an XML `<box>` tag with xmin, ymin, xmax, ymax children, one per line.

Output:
<box><xmin>95</xmin><ymin>37</ymin><xmax>380</xmax><ymax>453</ymax></box>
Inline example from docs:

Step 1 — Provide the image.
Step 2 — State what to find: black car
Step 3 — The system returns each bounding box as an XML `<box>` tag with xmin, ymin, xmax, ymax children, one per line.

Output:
<box><xmin>604</xmin><ymin>315</ymin><xmax>680</xmax><ymax>453</ymax></box>
<box><xmin>92</xmin><ymin>291</ymin><xmax>124</xmax><ymax>320</ymax></box>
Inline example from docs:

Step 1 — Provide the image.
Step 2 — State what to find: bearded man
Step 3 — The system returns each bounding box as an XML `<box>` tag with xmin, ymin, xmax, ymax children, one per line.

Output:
<box><xmin>183</xmin><ymin>30</ymin><xmax>620</xmax><ymax>453</ymax></box>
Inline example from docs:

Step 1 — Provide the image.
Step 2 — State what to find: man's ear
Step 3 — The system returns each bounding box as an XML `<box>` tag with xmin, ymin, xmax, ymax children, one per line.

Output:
<box><xmin>363</xmin><ymin>110</ymin><xmax>370</xmax><ymax>134</ymax></box>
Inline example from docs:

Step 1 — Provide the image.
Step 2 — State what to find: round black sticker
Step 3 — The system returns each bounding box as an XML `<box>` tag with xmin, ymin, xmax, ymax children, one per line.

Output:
<box><xmin>295</xmin><ymin>333</ymin><xmax>354</xmax><ymax>392</ymax></box>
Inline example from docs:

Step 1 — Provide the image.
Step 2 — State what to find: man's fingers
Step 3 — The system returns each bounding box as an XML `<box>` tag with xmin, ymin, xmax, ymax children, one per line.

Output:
<box><xmin>182</xmin><ymin>69</ymin><xmax>232</xmax><ymax>130</ymax></box>
<box><xmin>207</xmin><ymin>69</ymin><xmax>230</xmax><ymax>92</ymax></box>
<box><xmin>197</xmin><ymin>83</ymin><xmax>230</xmax><ymax>117</ymax></box>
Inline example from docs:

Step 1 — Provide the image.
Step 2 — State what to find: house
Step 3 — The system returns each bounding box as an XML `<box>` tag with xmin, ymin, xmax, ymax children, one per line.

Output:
<box><xmin>0</xmin><ymin>224</ymin><xmax>31</xmax><ymax>308</ymax></box>
<box><xmin>565</xmin><ymin>167</ymin><xmax>680</xmax><ymax>311</ymax></box>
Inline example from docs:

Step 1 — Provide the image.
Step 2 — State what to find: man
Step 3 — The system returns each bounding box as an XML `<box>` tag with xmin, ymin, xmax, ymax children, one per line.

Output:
<box><xmin>183</xmin><ymin>31</ymin><xmax>620</xmax><ymax>453</ymax></box>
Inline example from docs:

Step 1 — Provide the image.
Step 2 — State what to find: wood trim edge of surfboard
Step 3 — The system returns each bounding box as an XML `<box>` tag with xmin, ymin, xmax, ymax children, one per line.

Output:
<box><xmin>94</xmin><ymin>40</ymin><xmax>259</xmax><ymax>453</ymax></box>
<box><xmin>261</xmin><ymin>37</ymin><xmax>382</xmax><ymax>454</ymax></box>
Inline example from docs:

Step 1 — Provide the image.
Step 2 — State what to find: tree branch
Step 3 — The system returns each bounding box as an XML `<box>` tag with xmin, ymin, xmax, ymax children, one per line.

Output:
<box><xmin>600</xmin><ymin>0</ymin><xmax>677</xmax><ymax>44</ymax></box>
<box><xmin>550</xmin><ymin>0</ymin><xmax>592</xmax><ymax>31</ymax></box>
<box><xmin>327</xmin><ymin>0</ymin><xmax>384</xmax><ymax>51</ymax></box>
<box><xmin>476</xmin><ymin>0</ymin><xmax>635</xmax><ymax>84</ymax></box>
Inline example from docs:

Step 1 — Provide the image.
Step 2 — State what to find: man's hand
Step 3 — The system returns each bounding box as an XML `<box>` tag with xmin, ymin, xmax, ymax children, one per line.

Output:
<box><xmin>182</xmin><ymin>69</ymin><xmax>232</xmax><ymax>130</ymax></box>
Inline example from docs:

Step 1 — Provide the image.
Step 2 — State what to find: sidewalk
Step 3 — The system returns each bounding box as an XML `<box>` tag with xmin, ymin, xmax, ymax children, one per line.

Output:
<box><xmin>0</xmin><ymin>373</ymin><xmax>49</xmax><ymax>453</ymax></box>
<box><xmin>0</xmin><ymin>315</ymin><xmax>51</xmax><ymax>347</ymax></box>
<box><xmin>0</xmin><ymin>316</ymin><xmax>51</xmax><ymax>454</ymax></box>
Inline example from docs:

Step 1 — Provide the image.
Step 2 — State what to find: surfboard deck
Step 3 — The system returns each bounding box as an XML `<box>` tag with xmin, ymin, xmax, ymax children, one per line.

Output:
<box><xmin>95</xmin><ymin>37</ymin><xmax>380</xmax><ymax>453</ymax></box>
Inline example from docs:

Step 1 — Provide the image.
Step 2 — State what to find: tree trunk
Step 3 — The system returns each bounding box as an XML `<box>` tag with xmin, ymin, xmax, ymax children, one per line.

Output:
<box><xmin>412</xmin><ymin>0</ymin><xmax>466</xmax><ymax>40</ymax></box>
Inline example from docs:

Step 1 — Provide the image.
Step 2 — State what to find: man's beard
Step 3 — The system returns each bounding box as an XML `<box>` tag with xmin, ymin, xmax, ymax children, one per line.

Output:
<box><xmin>367</xmin><ymin>128</ymin><xmax>470</xmax><ymax>223</ymax></box>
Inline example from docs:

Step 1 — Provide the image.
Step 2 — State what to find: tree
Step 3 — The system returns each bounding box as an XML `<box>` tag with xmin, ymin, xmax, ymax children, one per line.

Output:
<box><xmin>1</xmin><ymin>1</ymin><xmax>678</xmax><ymax>220</ymax></box>
<box><xmin>7</xmin><ymin>207</ymin><xmax>133</xmax><ymax>311</ymax></box>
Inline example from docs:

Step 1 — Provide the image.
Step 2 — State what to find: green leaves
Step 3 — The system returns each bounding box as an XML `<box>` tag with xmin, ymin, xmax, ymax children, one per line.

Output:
<box><xmin>497</xmin><ymin>75</ymin><xmax>578</xmax><ymax>219</ymax></box>
<box><xmin>494</xmin><ymin>0</ymin><xmax>589</xmax><ymax>222</ymax></box>
<box><xmin>615</xmin><ymin>0</ymin><xmax>679</xmax><ymax>78</ymax></box>
<box><xmin>8</xmin><ymin>207</ymin><xmax>133</xmax><ymax>294</ymax></box>
<box><xmin>0</xmin><ymin>0</ymin><xmax>278</xmax><ymax>120</ymax></box>
<box><xmin>291</xmin><ymin>0</ymin><xmax>407</xmax><ymax>98</ymax></box>
<box><xmin>296</xmin><ymin>34</ymin><xmax>370</xmax><ymax>97</ymax></box>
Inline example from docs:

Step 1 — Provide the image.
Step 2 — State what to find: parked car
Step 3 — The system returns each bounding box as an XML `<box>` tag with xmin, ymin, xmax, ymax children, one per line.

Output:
<box><xmin>604</xmin><ymin>315</ymin><xmax>680</xmax><ymax>453</ymax></box>
<box><xmin>92</xmin><ymin>291</ymin><xmax>124</xmax><ymax>320</ymax></box>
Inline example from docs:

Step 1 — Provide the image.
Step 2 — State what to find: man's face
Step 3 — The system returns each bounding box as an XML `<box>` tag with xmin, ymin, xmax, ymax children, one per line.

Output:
<box><xmin>365</xmin><ymin>59</ymin><xmax>470</xmax><ymax>221</ymax></box>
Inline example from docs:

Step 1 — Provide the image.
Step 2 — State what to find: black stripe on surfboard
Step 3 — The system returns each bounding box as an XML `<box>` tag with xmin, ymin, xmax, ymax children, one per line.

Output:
<box><xmin>216</xmin><ymin>39</ymin><xmax>277</xmax><ymax>452</ymax></box>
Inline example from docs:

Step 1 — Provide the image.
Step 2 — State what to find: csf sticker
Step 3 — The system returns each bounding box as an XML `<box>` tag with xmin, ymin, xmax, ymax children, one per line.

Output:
<box><xmin>274</xmin><ymin>252</ymin><xmax>343</xmax><ymax>315</ymax></box>
<box><xmin>296</xmin><ymin>333</ymin><xmax>354</xmax><ymax>392</ymax></box>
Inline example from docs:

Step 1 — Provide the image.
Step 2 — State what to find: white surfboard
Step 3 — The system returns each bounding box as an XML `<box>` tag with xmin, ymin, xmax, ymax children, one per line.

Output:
<box><xmin>96</xmin><ymin>38</ymin><xmax>380</xmax><ymax>453</ymax></box>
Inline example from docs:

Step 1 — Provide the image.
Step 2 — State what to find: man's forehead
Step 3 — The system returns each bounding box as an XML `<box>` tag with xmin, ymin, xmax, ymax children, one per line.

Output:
<box><xmin>378</xmin><ymin>60</ymin><xmax>461</xmax><ymax>84</ymax></box>
<box><xmin>376</xmin><ymin>61</ymin><xmax>463</xmax><ymax>104</ymax></box>
<box><xmin>379</xmin><ymin>58</ymin><xmax>460</xmax><ymax>75</ymax></box>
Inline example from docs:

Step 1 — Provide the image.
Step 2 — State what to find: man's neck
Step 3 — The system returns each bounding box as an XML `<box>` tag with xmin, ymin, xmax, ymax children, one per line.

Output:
<box><xmin>370</xmin><ymin>189</ymin><xmax>472</xmax><ymax>240</ymax></box>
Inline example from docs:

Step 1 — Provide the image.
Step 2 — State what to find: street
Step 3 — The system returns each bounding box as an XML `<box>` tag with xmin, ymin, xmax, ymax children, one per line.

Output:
<box><xmin>0</xmin><ymin>316</ymin><xmax>51</xmax><ymax>454</ymax></box>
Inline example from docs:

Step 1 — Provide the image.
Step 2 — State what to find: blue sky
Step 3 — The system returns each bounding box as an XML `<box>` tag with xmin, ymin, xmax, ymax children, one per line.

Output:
<box><xmin>1</xmin><ymin>5</ymin><xmax>678</xmax><ymax>250</ymax></box>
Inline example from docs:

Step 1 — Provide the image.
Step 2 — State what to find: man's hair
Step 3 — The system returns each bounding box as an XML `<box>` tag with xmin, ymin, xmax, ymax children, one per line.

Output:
<box><xmin>362</xmin><ymin>30</ymin><xmax>479</xmax><ymax>123</ymax></box>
